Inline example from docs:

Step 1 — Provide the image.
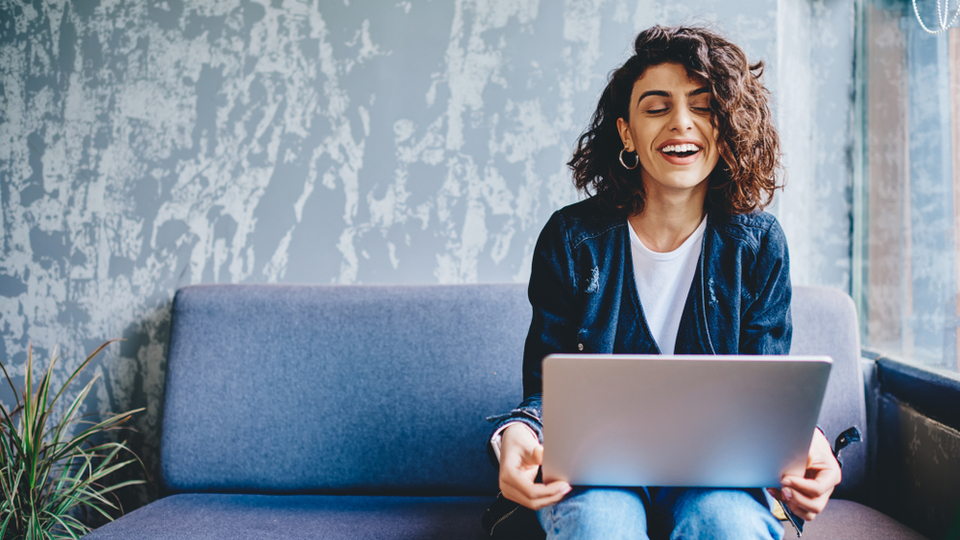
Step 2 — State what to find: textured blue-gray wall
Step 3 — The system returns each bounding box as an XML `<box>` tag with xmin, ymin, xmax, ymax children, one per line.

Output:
<box><xmin>0</xmin><ymin>0</ymin><xmax>855</xmax><ymax>509</ymax></box>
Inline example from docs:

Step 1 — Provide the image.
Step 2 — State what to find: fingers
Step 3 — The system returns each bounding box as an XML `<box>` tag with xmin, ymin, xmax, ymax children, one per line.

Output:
<box><xmin>501</xmin><ymin>475</ymin><xmax>571</xmax><ymax>510</ymax></box>
<box><xmin>784</xmin><ymin>470</ymin><xmax>839</xmax><ymax>499</ymax></box>
<box><xmin>779</xmin><ymin>467</ymin><xmax>838</xmax><ymax>521</ymax></box>
<box><xmin>779</xmin><ymin>480</ymin><xmax>829</xmax><ymax>521</ymax></box>
<box><xmin>498</xmin><ymin>428</ymin><xmax>571</xmax><ymax>510</ymax></box>
<box><xmin>498</xmin><ymin>448</ymin><xmax>571</xmax><ymax>510</ymax></box>
<box><xmin>773</xmin><ymin>429</ymin><xmax>843</xmax><ymax>520</ymax></box>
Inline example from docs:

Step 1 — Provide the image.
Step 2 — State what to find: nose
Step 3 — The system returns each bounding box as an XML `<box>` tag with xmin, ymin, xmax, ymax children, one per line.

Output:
<box><xmin>669</xmin><ymin>106</ymin><xmax>694</xmax><ymax>132</ymax></box>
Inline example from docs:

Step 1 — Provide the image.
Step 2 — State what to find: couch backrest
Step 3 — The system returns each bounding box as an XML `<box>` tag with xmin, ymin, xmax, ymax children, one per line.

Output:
<box><xmin>790</xmin><ymin>286</ymin><xmax>867</xmax><ymax>498</ymax></box>
<box><xmin>161</xmin><ymin>284</ymin><xmax>866</xmax><ymax>498</ymax></box>
<box><xmin>161</xmin><ymin>284</ymin><xmax>529</xmax><ymax>496</ymax></box>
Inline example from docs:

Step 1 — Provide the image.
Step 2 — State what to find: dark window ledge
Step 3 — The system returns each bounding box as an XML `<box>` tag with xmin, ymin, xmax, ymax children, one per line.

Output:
<box><xmin>870</xmin><ymin>352</ymin><xmax>960</xmax><ymax>431</ymax></box>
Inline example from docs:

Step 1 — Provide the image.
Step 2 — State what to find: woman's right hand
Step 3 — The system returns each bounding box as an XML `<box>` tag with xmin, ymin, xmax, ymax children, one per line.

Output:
<box><xmin>499</xmin><ymin>423</ymin><xmax>572</xmax><ymax>510</ymax></box>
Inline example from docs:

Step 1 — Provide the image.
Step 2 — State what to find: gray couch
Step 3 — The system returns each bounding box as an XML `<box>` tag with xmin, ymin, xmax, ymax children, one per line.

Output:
<box><xmin>83</xmin><ymin>284</ymin><xmax>927</xmax><ymax>539</ymax></box>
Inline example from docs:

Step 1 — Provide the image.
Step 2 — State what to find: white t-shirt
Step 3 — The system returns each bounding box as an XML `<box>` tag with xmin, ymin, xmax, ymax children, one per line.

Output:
<box><xmin>627</xmin><ymin>216</ymin><xmax>706</xmax><ymax>354</ymax></box>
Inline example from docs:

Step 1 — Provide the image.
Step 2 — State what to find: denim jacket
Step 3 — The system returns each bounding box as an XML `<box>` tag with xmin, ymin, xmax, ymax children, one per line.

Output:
<box><xmin>489</xmin><ymin>196</ymin><xmax>791</xmax><ymax>453</ymax></box>
<box><xmin>490</xmin><ymin>197</ymin><xmax>791</xmax><ymax>440</ymax></box>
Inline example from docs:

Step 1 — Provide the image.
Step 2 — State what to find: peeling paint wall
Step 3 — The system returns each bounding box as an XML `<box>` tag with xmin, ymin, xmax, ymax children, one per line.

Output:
<box><xmin>0</xmin><ymin>0</ymin><xmax>854</xmax><ymax>511</ymax></box>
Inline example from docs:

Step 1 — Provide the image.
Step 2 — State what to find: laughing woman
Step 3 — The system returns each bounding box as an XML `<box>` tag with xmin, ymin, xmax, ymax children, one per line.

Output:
<box><xmin>487</xmin><ymin>26</ymin><xmax>841</xmax><ymax>540</ymax></box>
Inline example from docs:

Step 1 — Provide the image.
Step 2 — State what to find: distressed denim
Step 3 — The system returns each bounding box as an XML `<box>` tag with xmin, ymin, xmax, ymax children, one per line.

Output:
<box><xmin>537</xmin><ymin>486</ymin><xmax>784</xmax><ymax>540</ymax></box>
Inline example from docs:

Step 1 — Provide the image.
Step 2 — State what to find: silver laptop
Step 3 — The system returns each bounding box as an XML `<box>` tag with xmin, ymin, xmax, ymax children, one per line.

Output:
<box><xmin>541</xmin><ymin>354</ymin><xmax>832</xmax><ymax>487</ymax></box>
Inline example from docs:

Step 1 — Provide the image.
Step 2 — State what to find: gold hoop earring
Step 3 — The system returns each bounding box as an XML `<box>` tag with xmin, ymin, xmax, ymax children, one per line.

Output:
<box><xmin>619</xmin><ymin>148</ymin><xmax>639</xmax><ymax>170</ymax></box>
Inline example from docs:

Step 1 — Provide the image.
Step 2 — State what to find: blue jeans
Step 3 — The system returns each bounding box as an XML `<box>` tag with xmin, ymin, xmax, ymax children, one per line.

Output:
<box><xmin>536</xmin><ymin>487</ymin><xmax>784</xmax><ymax>540</ymax></box>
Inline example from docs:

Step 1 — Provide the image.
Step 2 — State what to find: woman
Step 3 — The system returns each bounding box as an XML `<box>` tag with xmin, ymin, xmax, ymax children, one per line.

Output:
<box><xmin>488</xmin><ymin>25</ymin><xmax>841</xmax><ymax>539</ymax></box>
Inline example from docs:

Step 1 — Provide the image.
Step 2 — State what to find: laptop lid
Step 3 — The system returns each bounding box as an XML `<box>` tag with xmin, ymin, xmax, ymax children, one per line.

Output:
<box><xmin>541</xmin><ymin>354</ymin><xmax>832</xmax><ymax>488</ymax></box>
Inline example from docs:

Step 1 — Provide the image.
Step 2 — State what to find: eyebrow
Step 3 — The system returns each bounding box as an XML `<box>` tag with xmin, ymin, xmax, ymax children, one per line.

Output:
<box><xmin>637</xmin><ymin>86</ymin><xmax>711</xmax><ymax>105</ymax></box>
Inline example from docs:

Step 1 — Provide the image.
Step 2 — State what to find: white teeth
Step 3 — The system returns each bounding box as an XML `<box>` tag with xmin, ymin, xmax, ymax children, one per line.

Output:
<box><xmin>661</xmin><ymin>143</ymin><xmax>700</xmax><ymax>154</ymax></box>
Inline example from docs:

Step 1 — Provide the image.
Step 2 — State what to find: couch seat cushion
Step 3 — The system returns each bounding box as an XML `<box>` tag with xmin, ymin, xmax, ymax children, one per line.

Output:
<box><xmin>84</xmin><ymin>494</ymin><xmax>929</xmax><ymax>540</ymax></box>
<box><xmin>83</xmin><ymin>493</ymin><xmax>493</xmax><ymax>540</ymax></box>
<box><xmin>802</xmin><ymin>499</ymin><xmax>928</xmax><ymax>540</ymax></box>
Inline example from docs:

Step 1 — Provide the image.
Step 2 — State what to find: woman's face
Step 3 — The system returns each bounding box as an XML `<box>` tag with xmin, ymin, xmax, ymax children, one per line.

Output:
<box><xmin>616</xmin><ymin>62</ymin><xmax>720</xmax><ymax>200</ymax></box>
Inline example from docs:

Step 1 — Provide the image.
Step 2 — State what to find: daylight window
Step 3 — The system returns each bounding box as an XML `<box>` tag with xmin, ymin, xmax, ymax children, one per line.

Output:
<box><xmin>854</xmin><ymin>0</ymin><xmax>960</xmax><ymax>372</ymax></box>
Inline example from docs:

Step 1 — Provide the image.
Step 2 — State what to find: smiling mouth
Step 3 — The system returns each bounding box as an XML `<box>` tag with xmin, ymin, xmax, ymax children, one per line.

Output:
<box><xmin>659</xmin><ymin>143</ymin><xmax>702</xmax><ymax>158</ymax></box>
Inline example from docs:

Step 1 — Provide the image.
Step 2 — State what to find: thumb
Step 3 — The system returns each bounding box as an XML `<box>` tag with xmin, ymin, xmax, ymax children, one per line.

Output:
<box><xmin>531</xmin><ymin>444</ymin><xmax>544</xmax><ymax>466</ymax></box>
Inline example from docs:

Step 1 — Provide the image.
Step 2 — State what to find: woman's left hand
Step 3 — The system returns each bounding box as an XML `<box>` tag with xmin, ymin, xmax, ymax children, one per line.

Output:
<box><xmin>768</xmin><ymin>429</ymin><xmax>842</xmax><ymax>521</ymax></box>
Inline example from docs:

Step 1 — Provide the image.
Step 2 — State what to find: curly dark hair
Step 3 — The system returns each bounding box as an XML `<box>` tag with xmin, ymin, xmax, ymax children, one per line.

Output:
<box><xmin>568</xmin><ymin>25</ymin><xmax>782</xmax><ymax>216</ymax></box>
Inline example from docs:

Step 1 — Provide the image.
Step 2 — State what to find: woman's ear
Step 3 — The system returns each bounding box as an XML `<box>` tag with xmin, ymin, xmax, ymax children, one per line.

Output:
<box><xmin>616</xmin><ymin>117</ymin><xmax>633</xmax><ymax>152</ymax></box>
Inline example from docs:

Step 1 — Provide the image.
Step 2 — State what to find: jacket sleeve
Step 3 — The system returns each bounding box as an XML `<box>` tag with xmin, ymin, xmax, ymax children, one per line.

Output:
<box><xmin>739</xmin><ymin>216</ymin><xmax>792</xmax><ymax>356</ymax></box>
<box><xmin>487</xmin><ymin>211</ymin><xmax>580</xmax><ymax>462</ymax></box>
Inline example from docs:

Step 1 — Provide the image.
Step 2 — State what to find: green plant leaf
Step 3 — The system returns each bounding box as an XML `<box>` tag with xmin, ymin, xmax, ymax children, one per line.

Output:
<box><xmin>0</xmin><ymin>340</ymin><xmax>145</xmax><ymax>538</ymax></box>
<box><xmin>0</xmin><ymin>355</ymin><xmax>23</xmax><ymax>415</ymax></box>
<box><xmin>46</xmin><ymin>511</ymin><xmax>86</xmax><ymax>540</ymax></box>
<box><xmin>0</xmin><ymin>510</ymin><xmax>15</xmax><ymax>539</ymax></box>
<box><xmin>48</xmin><ymin>410</ymin><xmax>144</xmax><ymax>465</ymax></box>
<box><xmin>47</xmin><ymin>377</ymin><xmax>99</xmax><ymax>450</ymax></box>
<box><xmin>48</xmin><ymin>340</ymin><xmax>118</xmax><ymax>413</ymax></box>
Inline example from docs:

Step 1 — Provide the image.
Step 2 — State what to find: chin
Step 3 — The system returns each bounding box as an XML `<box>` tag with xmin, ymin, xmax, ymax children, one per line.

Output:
<box><xmin>663</xmin><ymin>175</ymin><xmax>710</xmax><ymax>191</ymax></box>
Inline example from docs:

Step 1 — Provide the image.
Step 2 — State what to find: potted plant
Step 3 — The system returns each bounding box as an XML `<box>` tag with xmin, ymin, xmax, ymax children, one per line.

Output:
<box><xmin>0</xmin><ymin>340</ymin><xmax>145</xmax><ymax>539</ymax></box>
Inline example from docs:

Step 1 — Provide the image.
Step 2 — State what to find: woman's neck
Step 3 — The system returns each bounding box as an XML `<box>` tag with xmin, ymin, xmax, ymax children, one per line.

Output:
<box><xmin>628</xmin><ymin>191</ymin><xmax>706</xmax><ymax>253</ymax></box>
